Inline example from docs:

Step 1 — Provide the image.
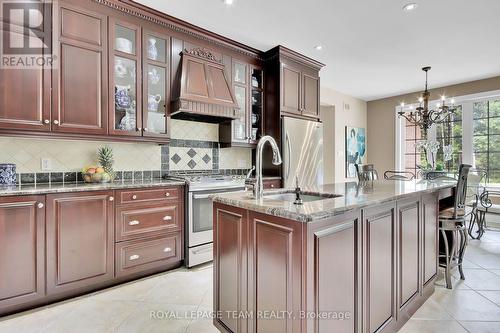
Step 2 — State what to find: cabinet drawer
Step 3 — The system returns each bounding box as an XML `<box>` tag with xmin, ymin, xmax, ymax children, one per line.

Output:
<box><xmin>116</xmin><ymin>202</ymin><xmax>182</xmax><ymax>241</ymax></box>
<box><xmin>116</xmin><ymin>187</ymin><xmax>182</xmax><ymax>204</ymax></box>
<box><xmin>263</xmin><ymin>179</ymin><xmax>281</xmax><ymax>189</ymax></box>
<box><xmin>115</xmin><ymin>234</ymin><xmax>181</xmax><ymax>277</ymax></box>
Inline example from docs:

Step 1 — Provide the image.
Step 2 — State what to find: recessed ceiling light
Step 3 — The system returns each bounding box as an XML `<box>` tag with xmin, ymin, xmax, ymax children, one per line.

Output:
<box><xmin>314</xmin><ymin>45</ymin><xmax>323</xmax><ymax>51</ymax></box>
<box><xmin>403</xmin><ymin>3</ymin><xmax>418</xmax><ymax>12</ymax></box>
<box><xmin>223</xmin><ymin>0</ymin><xmax>234</xmax><ymax>5</ymax></box>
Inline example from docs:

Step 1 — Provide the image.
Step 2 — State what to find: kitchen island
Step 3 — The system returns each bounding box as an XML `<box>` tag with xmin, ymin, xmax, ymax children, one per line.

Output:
<box><xmin>212</xmin><ymin>179</ymin><xmax>456</xmax><ymax>333</ymax></box>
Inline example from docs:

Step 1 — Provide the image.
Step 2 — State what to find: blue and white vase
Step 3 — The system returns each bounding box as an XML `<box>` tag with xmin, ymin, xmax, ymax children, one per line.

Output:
<box><xmin>0</xmin><ymin>163</ymin><xmax>16</xmax><ymax>185</ymax></box>
<box><xmin>147</xmin><ymin>38</ymin><xmax>158</xmax><ymax>60</ymax></box>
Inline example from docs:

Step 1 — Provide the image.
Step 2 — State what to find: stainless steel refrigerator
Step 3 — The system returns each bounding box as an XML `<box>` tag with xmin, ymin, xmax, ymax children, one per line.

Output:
<box><xmin>282</xmin><ymin>117</ymin><xmax>324</xmax><ymax>188</ymax></box>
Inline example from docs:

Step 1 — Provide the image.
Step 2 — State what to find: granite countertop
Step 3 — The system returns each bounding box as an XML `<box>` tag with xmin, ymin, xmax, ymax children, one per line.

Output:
<box><xmin>0</xmin><ymin>179</ymin><xmax>186</xmax><ymax>197</ymax></box>
<box><xmin>212</xmin><ymin>179</ymin><xmax>456</xmax><ymax>223</ymax></box>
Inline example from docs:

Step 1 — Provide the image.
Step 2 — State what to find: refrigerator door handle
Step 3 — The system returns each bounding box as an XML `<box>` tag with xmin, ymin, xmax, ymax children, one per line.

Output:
<box><xmin>286</xmin><ymin>131</ymin><xmax>292</xmax><ymax>180</ymax></box>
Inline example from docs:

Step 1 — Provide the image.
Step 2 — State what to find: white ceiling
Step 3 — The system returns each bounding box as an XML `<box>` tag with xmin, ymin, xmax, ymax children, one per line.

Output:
<box><xmin>136</xmin><ymin>0</ymin><xmax>500</xmax><ymax>101</ymax></box>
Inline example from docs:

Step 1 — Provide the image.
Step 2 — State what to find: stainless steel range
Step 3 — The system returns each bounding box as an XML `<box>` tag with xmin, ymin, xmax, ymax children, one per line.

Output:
<box><xmin>170</xmin><ymin>173</ymin><xmax>246</xmax><ymax>267</ymax></box>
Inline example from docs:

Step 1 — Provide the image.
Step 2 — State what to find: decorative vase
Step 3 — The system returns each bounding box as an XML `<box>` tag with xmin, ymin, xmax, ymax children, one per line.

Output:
<box><xmin>148</xmin><ymin>67</ymin><xmax>160</xmax><ymax>85</ymax></box>
<box><xmin>147</xmin><ymin>38</ymin><xmax>158</xmax><ymax>60</ymax></box>
<box><xmin>147</xmin><ymin>94</ymin><xmax>162</xmax><ymax>112</ymax></box>
<box><xmin>115</xmin><ymin>85</ymin><xmax>132</xmax><ymax>109</ymax></box>
<box><xmin>0</xmin><ymin>163</ymin><xmax>16</xmax><ymax>185</ymax></box>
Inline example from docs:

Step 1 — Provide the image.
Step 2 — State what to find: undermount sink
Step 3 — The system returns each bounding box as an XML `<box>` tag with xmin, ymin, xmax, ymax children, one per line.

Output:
<box><xmin>264</xmin><ymin>192</ymin><xmax>341</xmax><ymax>203</ymax></box>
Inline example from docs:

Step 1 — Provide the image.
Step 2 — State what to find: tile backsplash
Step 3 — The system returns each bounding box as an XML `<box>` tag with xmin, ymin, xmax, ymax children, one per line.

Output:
<box><xmin>0</xmin><ymin>119</ymin><xmax>252</xmax><ymax>181</ymax></box>
<box><xmin>0</xmin><ymin>137</ymin><xmax>161</xmax><ymax>173</ymax></box>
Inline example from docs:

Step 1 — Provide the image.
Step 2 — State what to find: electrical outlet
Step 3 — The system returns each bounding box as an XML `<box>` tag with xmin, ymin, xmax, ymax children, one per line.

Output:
<box><xmin>41</xmin><ymin>158</ymin><xmax>52</xmax><ymax>171</ymax></box>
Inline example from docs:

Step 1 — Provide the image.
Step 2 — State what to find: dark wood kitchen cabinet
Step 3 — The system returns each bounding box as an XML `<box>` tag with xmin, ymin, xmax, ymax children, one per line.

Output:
<box><xmin>305</xmin><ymin>211</ymin><xmax>361</xmax><ymax>333</ymax></box>
<box><xmin>264</xmin><ymin>45</ymin><xmax>323</xmax><ymax>121</ymax></box>
<box><xmin>280</xmin><ymin>59</ymin><xmax>320</xmax><ymax>119</ymax></box>
<box><xmin>213</xmin><ymin>204</ymin><xmax>249</xmax><ymax>333</ymax></box>
<box><xmin>397</xmin><ymin>198</ymin><xmax>421</xmax><ymax>310</ymax></box>
<box><xmin>0</xmin><ymin>196</ymin><xmax>46</xmax><ymax>312</ymax></box>
<box><xmin>215</xmin><ymin>191</ymin><xmax>443</xmax><ymax>333</ymax></box>
<box><xmin>219</xmin><ymin>60</ymin><xmax>264</xmax><ymax>147</ymax></box>
<box><xmin>46</xmin><ymin>191</ymin><xmax>114</xmax><ymax>295</ymax></box>
<box><xmin>362</xmin><ymin>203</ymin><xmax>398</xmax><ymax>333</ymax></box>
<box><xmin>422</xmin><ymin>193</ymin><xmax>438</xmax><ymax>286</ymax></box>
<box><xmin>0</xmin><ymin>8</ymin><xmax>51</xmax><ymax>132</ymax></box>
<box><xmin>52</xmin><ymin>3</ymin><xmax>108</xmax><ymax>135</ymax></box>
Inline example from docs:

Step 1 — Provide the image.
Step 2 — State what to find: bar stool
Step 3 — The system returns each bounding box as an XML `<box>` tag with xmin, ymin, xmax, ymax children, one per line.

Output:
<box><xmin>383</xmin><ymin>170</ymin><xmax>415</xmax><ymax>181</ymax></box>
<box><xmin>355</xmin><ymin>164</ymin><xmax>378</xmax><ymax>182</ymax></box>
<box><xmin>438</xmin><ymin>164</ymin><xmax>471</xmax><ymax>289</ymax></box>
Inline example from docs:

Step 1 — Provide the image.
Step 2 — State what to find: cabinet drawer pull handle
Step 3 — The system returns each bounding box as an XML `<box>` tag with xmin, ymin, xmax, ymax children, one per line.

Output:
<box><xmin>132</xmin><ymin>195</ymin><xmax>137</xmax><ymax>200</ymax></box>
<box><xmin>165</xmin><ymin>192</ymin><xmax>170</xmax><ymax>197</ymax></box>
<box><xmin>163</xmin><ymin>215</ymin><xmax>172</xmax><ymax>221</ymax></box>
<box><xmin>37</xmin><ymin>202</ymin><xmax>44</xmax><ymax>209</ymax></box>
<box><xmin>163</xmin><ymin>247</ymin><xmax>172</xmax><ymax>253</ymax></box>
<box><xmin>129</xmin><ymin>254</ymin><xmax>140</xmax><ymax>260</ymax></box>
<box><xmin>109</xmin><ymin>196</ymin><xmax>114</xmax><ymax>201</ymax></box>
<box><xmin>129</xmin><ymin>220</ymin><xmax>140</xmax><ymax>226</ymax></box>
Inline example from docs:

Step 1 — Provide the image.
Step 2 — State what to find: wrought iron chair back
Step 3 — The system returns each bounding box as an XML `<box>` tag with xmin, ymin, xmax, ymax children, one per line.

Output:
<box><xmin>426</xmin><ymin>171</ymin><xmax>457</xmax><ymax>181</ymax></box>
<box><xmin>453</xmin><ymin>164</ymin><xmax>472</xmax><ymax>219</ymax></box>
<box><xmin>355</xmin><ymin>164</ymin><xmax>379</xmax><ymax>182</ymax></box>
<box><xmin>384</xmin><ymin>170</ymin><xmax>415</xmax><ymax>181</ymax></box>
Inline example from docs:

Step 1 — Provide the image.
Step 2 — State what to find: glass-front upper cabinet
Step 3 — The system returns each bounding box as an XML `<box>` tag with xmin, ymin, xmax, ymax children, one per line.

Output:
<box><xmin>250</xmin><ymin>67</ymin><xmax>263</xmax><ymax>144</ymax></box>
<box><xmin>110</xmin><ymin>20</ymin><xmax>141</xmax><ymax>136</ymax></box>
<box><xmin>232</xmin><ymin>60</ymin><xmax>248</xmax><ymax>143</ymax></box>
<box><xmin>142</xmin><ymin>32</ymin><xmax>170</xmax><ymax>138</ymax></box>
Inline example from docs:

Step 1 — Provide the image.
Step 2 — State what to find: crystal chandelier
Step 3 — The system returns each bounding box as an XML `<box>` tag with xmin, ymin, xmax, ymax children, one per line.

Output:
<box><xmin>398</xmin><ymin>66</ymin><xmax>456</xmax><ymax>134</ymax></box>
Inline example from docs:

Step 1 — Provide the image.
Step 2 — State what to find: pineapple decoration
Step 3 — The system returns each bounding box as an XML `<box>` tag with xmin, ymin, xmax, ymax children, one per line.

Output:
<box><xmin>97</xmin><ymin>146</ymin><xmax>116</xmax><ymax>182</ymax></box>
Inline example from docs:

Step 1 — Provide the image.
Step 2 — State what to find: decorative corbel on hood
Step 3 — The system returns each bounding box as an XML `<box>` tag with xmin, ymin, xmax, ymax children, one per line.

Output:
<box><xmin>171</xmin><ymin>48</ymin><xmax>239</xmax><ymax>123</ymax></box>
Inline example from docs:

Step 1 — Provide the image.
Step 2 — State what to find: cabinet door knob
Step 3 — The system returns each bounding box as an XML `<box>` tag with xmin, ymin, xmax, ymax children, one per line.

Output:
<box><xmin>163</xmin><ymin>247</ymin><xmax>172</xmax><ymax>253</ymax></box>
<box><xmin>132</xmin><ymin>195</ymin><xmax>137</xmax><ymax>200</ymax></box>
<box><xmin>165</xmin><ymin>192</ymin><xmax>170</xmax><ymax>197</ymax></box>
<box><xmin>43</xmin><ymin>119</ymin><xmax>50</xmax><ymax>124</ymax></box>
<box><xmin>53</xmin><ymin>120</ymin><xmax>59</xmax><ymax>125</ymax></box>
<box><xmin>143</xmin><ymin>128</ymin><xmax>148</xmax><ymax>131</ymax></box>
<box><xmin>109</xmin><ymin>196</ymin><xmax>114</xmax><ymax>201</ymax></box>
<box><xmin>37</xmin><ymin>202</ymin><xmax>44</xmax><ymax>209</ymax></box>
<box><xmin>270</xmin><ymin>184</ymin><xmax>275</xmax><ymax>188</ymax></box>
<box><xmin>128</xmin><ymin>220</ymin><xmax>140</xmax><ymax>226</ymax></box>
<box><xmin>163</xmin><ymin>215</ymin><xmax>172</xmax><ymax>221</ymax></box>
<box><xmin>129</xmin><ymin>254</ymin><xmax>140</xmax><ymax>260</ymax></box>
<box><xmin>136</xmin><ymin>128</ymin><xmax>142</xmax><ymax>132</ymax></box>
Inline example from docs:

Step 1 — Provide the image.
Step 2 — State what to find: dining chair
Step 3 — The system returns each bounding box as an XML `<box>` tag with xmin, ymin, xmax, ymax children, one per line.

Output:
<box><xmin>355</xmin><ymin>164</ymin><xmax>379</xmax><ymax>182</ymax></box>
<box><xmin>473</xmin><ymin>190</ymin><xmax>500</xmax><ymax>240</ymax></box>
<box><xmin>438</xmin><ymin>164</ymin><xmax>472</xmax><ymax>289</ymax></box>
<box><xmin>425</xmin><ymin>171</ymin><xmax>458</xmax><ymax>181</ymax></box>
<box><xmin>383</xmin><ymin>170</ymin><xmax>415</xmax><ymax>181</ymax></box>
<box><xmin>465</xmin><ymin>169</ymin><xmax>487</xmax><ymax>239</ymax></box>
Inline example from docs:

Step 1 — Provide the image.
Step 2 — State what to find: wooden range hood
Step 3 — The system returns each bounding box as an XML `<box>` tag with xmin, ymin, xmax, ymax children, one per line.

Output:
<box><xmin>171</xmin><ymin>48</ymin><xmax>239</xmax><ymax>123</ymax></box>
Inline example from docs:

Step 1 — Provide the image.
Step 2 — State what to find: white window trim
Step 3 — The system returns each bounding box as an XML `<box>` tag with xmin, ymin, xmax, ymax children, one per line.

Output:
<box><xmin>395</xmin><ymin>89</ymin><xmax>500</xmax><ymax>172</ymax></box>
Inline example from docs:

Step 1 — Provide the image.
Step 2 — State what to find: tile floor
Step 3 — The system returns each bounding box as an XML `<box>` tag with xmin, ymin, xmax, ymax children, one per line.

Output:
<box><xmin>1</xmin><ymin>228</ymin><xmax>499</xmax><ymax>333</ymax></box>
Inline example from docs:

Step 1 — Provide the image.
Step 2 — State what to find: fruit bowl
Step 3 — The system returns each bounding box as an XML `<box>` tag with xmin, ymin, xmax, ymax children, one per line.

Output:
<box><xmin>82</xmin><ymin>172</ymin><xmax>112</xmax><ymax>183</ymax></box>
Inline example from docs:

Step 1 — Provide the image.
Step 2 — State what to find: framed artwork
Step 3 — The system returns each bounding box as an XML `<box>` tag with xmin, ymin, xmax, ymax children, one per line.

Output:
<box><xmin>345</xmin><ymin>126</ymin><xmax>366</xmax><ymax>177</ymax></box>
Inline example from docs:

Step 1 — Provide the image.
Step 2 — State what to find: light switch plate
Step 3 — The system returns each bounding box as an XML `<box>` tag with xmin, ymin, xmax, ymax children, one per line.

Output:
<box><xmin>41</xmin><ymin>158</ymin><xmax>52</xmax><ymax>171</ymax></box>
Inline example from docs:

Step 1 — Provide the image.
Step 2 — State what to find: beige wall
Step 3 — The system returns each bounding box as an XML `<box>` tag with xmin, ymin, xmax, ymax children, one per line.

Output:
<box><xmin>367</xmin><ymin>76</ymin><xmax>500</xmax><ymax>173</ymax></box>
<box><xmin>321</xmin><ymin>86</ymin><xmax>368</xmax><ymax>183</ymax></box>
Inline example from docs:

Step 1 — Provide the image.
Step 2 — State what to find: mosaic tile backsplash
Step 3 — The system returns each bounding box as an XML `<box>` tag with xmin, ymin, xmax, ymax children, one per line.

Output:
<box><xmin>0</xmin><ymin>119</ymin><xmax>253</xmax><ymax>184</ymax></box>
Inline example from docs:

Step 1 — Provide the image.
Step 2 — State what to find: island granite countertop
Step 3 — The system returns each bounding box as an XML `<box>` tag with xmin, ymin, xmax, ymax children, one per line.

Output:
<box><xmin>212</xmin><ymin>179</ymin><xmax>456</xmax><ymax>222</ymax></box>
<box><xmin>0</xmin><ymin>178</ymin><xmax>186</xmax><ymax>197</ymax></box>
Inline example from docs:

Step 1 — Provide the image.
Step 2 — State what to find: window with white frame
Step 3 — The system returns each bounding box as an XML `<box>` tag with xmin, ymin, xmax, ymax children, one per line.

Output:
<box><xmin>395</xmin><ymin>91</ymin><xmax>500</xmax><ymax>184</ymax></box>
